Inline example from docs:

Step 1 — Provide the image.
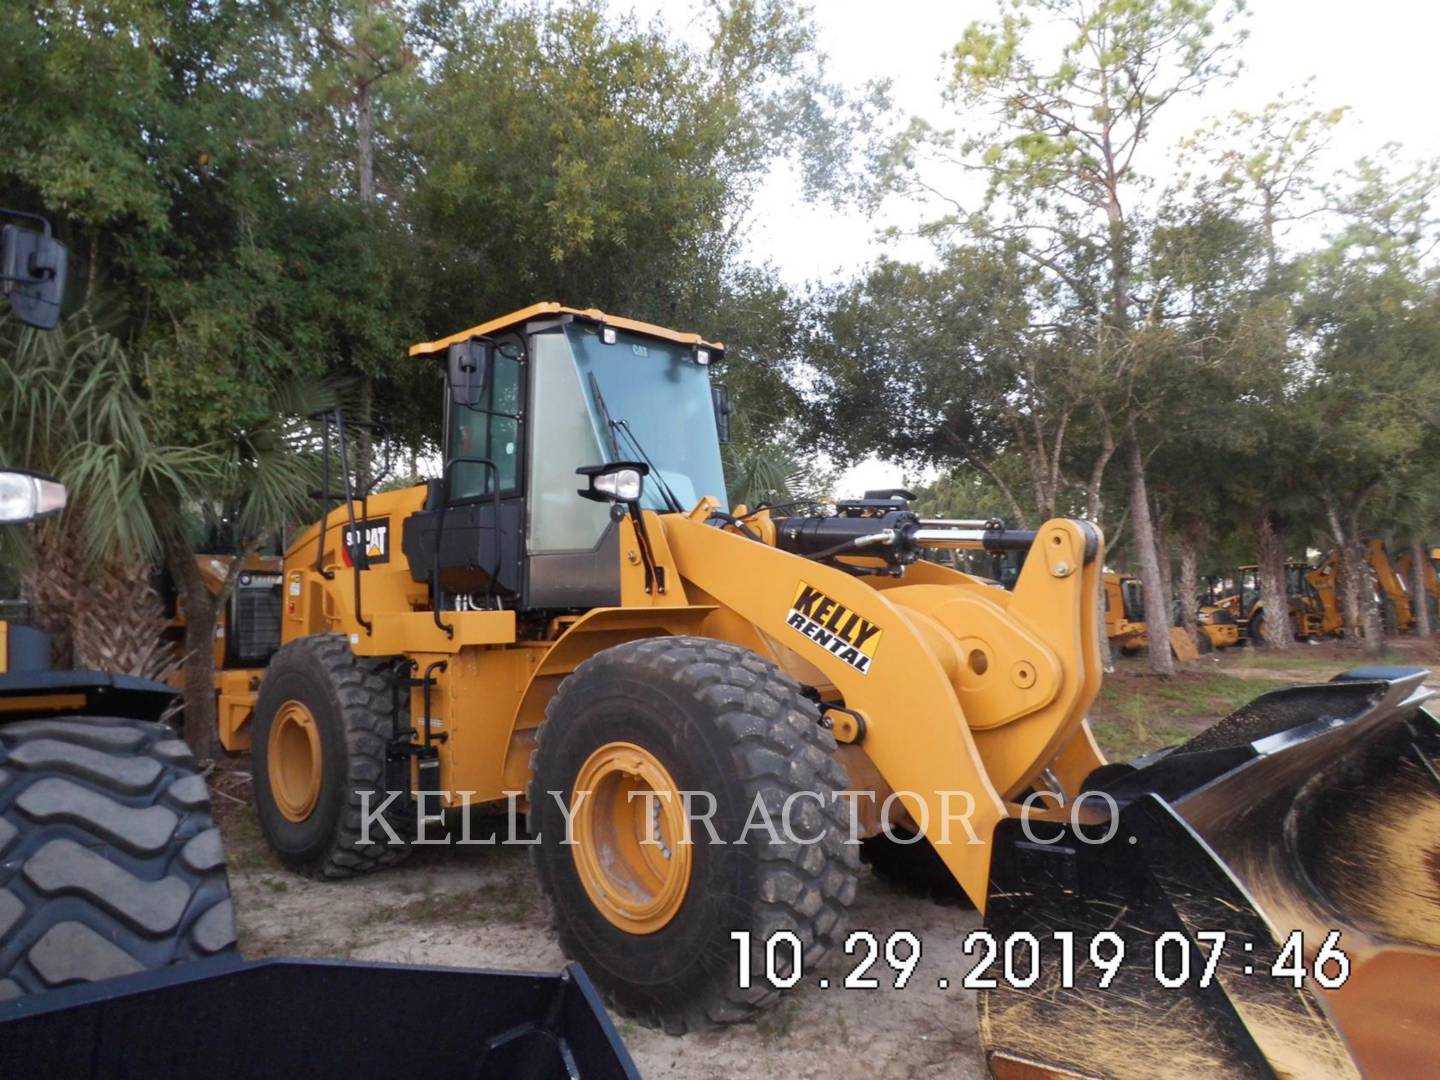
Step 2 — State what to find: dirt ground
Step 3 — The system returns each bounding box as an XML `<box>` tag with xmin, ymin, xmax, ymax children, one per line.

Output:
<box><xmin>214</xmin><ymin>794</ymin><xmax>987</xmax><ymax>1079</ymax></box>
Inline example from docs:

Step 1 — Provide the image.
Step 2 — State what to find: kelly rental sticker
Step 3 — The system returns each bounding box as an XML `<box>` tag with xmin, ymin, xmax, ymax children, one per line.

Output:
<box><xmin>785</xmin><ymin>581</ymin><xmax>883</xmax><ymax>674</ymax></box>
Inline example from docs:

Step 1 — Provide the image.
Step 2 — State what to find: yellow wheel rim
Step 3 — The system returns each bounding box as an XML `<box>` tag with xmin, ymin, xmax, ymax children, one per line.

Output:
<box><xmin>269</xmin><ymin>700</ymin><xmax>323</xmax><ymax>823</ymax></box>
<box><xmin>570</xmin><ymin>741</ymin><xmax>692</xmax><ymax>935</ymax></box>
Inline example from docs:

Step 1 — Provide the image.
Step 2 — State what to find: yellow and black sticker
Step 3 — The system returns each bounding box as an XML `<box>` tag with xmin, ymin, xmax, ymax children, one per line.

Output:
<box><xmin>785</xmin><ymin>582</ymin><xmax>882</xmax><ymax>675</ymax></box>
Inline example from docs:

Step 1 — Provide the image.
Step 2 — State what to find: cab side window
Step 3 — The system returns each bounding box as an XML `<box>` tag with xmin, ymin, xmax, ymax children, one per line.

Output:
<box><xmin>450</xmin><ymin>348</ymin><xmax>521</xmax><ymax>500</ymax></box>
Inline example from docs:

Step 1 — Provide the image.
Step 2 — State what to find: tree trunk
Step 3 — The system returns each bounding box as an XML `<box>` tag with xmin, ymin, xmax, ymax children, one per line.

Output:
<box><xmin>20</xmin><ymin>518</ymin><xmax>83</xmax><ymax>669</ymax></box>
<box><xmin>356</xmin><ymin>77</ymin><xmax>376</xmax><ymax>205</ymax></box>
<box><xmin>1411</xmin><ymin>539</ymin><xmax>1433</xmax><ymax>636</ymax></box>
<box><xmin>1125</xmin><ymin>432</ymin><xmax>1173</xmax><ymax>675</ymax></box>
<box><xmin>72</xmin><ymin>560</ymin><xmax>175</xmax><ymax>680</ymax></box>
<box><xmin>1344</xmin><ymin>508</ymin><xmax>1386</xmax><ymax>656</ymax></box>
<box><xmin>163</xmin><ymin>532</ymin><xmax>223</xmax><ymax>762</ymax></box>
<box><xmin>1255</xmin><ymin>511</ymin><xmax>1295</xmax><ymax>649</ymax></box>
<box><xmin>1083</xmin><ymin>417</ymin><xmax>1117</xmax><ymax>528</ymax></box>
<box><xmin>1155</xmin><ymin>513</ymin><xmax>1175</xmax><ymax>631</ymax></box>
<box><xmin>1177</xmin><ymin>534</ymin><xmax>1200</xmax><ymax>646</ymax></box>
<box><xmin>1323</xmin><ymin>498</ymin><xmax>1363</xmax><ymax>637</ymax></box>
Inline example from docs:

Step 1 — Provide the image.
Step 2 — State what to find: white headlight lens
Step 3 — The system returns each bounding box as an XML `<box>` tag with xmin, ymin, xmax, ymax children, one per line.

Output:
<box><xmin>0</xmin><ymin>471</ymin><xmax>66</xmax><ymax>523</ymax></box>
<box><xmin>696</xmin><ymin>348</ymin><xmax>710</xmax><ymax>366</ymax></box>
<box><xmin>601</xmin><ymin>327</ymin><xmax>617</xmax><ymax>345</ymax></box>
<box><xmin>595</xmin><ymin>468</ymin><xmax>643</xmax><ymax>502</ymax></box>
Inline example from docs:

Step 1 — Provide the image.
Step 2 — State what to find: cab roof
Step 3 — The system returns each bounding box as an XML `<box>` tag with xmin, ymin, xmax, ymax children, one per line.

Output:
<box><xmin>408</xmin><ymin>302</ymin><xmax>725</xmax><ymax>358</ymax></box>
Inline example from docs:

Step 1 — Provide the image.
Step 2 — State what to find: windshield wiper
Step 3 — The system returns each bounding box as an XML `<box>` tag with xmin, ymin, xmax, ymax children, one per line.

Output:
<box><xmin>586</xmin><ymin>372</ymin><xmax>685</xmax><ymax>513</ymax></box>
<box><xmin>614</xmin><ymin>419</ymin><xmax>684</xmax><ymax>513</ymax></box>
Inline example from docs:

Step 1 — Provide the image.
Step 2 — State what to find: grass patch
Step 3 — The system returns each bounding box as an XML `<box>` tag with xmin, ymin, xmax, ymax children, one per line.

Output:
<box><xmin>1089</xmin><ymin>671</ymin><xmax>1292</xmax><ymax>760</ymax></box>
<box><xmin>1229</xmin><ymin>648</ymin><xmax>1387</xmax><ymax>676</ymax></box>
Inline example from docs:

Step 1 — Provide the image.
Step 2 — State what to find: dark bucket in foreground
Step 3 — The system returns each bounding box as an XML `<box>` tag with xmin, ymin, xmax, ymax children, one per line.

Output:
<box><xmin>0</xmin><ymin>955</ymin><xmax>640</xmax><ymax>1080</ymax></box>
<box><xmin>982</xmin><ymin>667</ymin><xmax>1440</xmax><ymax>1080</ymax></box>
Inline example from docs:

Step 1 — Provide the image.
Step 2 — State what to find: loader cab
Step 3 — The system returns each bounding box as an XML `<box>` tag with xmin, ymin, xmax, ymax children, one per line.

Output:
<box><xmin>404</xmin><ymin>304</ymin><xmax>728</xmax><ymax>613</ymax></box>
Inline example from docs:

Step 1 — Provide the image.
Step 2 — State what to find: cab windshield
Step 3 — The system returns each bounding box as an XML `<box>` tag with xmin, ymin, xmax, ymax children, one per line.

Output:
<box><xmin>568</xmin><ymin>324</ymin><xmax>727</xmax><ymax>512</ymax></box>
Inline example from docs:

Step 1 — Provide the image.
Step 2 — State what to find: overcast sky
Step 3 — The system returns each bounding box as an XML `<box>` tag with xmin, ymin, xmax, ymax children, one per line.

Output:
<box><xmin>621</xmin><ymin>0</ymin><xmax>1440</xmax><ymax>493</ymax></box>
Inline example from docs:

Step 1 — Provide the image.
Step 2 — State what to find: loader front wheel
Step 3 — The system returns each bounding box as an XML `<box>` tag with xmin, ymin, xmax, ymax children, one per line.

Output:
<box><xmin>529</xmin><ymin>636</ymin><xmax>859</xmax><ymax>1033</ymax></box>
<box><xmin>252</xmin><ymin>635</ymin><xmax>409</xmax><ymax>879</ymax></box>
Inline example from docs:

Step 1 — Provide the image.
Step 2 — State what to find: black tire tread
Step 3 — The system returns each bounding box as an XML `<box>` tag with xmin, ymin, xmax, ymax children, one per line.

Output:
<box><xmin>529</xmin><ymin>635</ymin><xmax>859</xmax><ymax>1034</ymax></box>
<box><xmin>254</xmin><ymin>634</ymin><xmax>409</xmax><ymax>880</ymax></box>
<box><xmin>860</xmin><ymin>827</ymin><xmax>973</xmax><ymax>908</ymax></box>
<box><xmin>0</xmin><ymin>716</ymin><xmax>236</xmax><ymax>998</ymax></box>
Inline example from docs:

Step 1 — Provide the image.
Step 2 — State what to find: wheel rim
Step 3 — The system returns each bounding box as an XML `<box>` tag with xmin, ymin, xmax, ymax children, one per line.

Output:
<box><xmin>570</xmin><ymin>741</ymin><xmax>691</xmax><ymax>935</ymax></box>
<box><xmin>269</xmin><ymin>700</ymin><xmax>323</xmax><ymax>823</ymax></box>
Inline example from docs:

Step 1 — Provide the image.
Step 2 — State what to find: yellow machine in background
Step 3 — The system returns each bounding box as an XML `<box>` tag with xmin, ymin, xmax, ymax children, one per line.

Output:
<box><xmin>160</xmin><ymin>552</ymin><xmax>284</xmax><ymax>743</ymax></box>
<box><xmin>1195</xmin><ymin>601</ymin><xmax>1241</xmax><ymax>649</ymax></box>
<box><xmin>1365</xmin><ymin>538</ymin><xmax>1416</xmax><ymax>634</ymax></box>
<box><xmin>1212</xmin><ymin>564</ymin><xmax>1322</xmax><ymax>643</ymax></box>
<box><xmin>1306</xmin><ymin>552</ymin><xmax>1347</xmax><ymax>636</ymax></box>
<box><xmin>1102</xmin><ymin>572</ymin><xmax>1148</xmax><ymax>653</ymax></box>
<box><xmin>1395</xmin><ymin>544</ymin><xmax>1439</xmax><ymax>623</ymax></box>
<box><xmin>232</xmin><ymin>303</ymin><xmax>1438</xmax><ymax>1078</ymax></box>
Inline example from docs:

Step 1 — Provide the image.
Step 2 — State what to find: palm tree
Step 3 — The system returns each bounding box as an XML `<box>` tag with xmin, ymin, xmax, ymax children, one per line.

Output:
<box><xmin>723</xmin><ymin>440</ymin><xmax>834</xmax><ymax>511</ymax></box>
<box><xmin>1</xmin><ymin>314</ymin><xmax>326</xmax><ymax>758</ymax></box>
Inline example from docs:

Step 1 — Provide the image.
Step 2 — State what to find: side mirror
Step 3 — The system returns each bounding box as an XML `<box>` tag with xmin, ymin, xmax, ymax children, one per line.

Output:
<box><xmin>1</xmin><ymin>220</ymin><xmax>67</xmax><ymax>330</ymax></box>
<box><xmin>447</xmin><ymin>337</ymin><xmax>492</xmax><ymax>407</ymax></box>
<box><xmin>0</xmin><ymin>469</ymin><xmax>67</xmax><ymax>525</ymax></box>
<box><xmin>711</xmin><ymin>383</ymin><xmax>732</xmax><ymax>445</ymax></box>
<box><xmin>577</xmin><ymin>461</ymin><xmax>649</xmax><ymax>504</ymax></box>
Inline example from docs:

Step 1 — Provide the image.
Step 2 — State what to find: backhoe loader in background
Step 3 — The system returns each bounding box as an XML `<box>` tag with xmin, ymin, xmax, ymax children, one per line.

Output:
<box><xmin>1103</xmin><ymin>572</ymin><xmax>1148</xmax><ymax>652</ymax></box>
<box><xmin>1194</xmin><ymin>582</ymin><xmax>1242</xmax><ymax>650</ymax></box>
<box><xmin>236</xmin><ymin>302</ymin><xmax>1438</xmax><ymax>1078</ymax></box>
<box><xmin>1365</xmin><ymin>538</ymin><xmax>1416</xmax><ymax>635</ymax></box>
<box><xmin>1307</xmin><ymin>552</ymin><xmax>1347</xmax><ymax>637</ymax></box>
<box><xmin>1395</xmin><ymin>544</ymin><xmax>1439</xmax><ymax>623</ymax></box>
<box><xmin>1213</xmin><ymin>564</ymin><xmax>1324</xmax><ymax>643</ymax></box>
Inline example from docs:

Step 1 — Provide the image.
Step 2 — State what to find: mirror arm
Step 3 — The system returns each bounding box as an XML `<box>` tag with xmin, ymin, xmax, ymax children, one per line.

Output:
<box><xmin>628</xmin><ymin>502</ymin><xmax>665</xmax><ymax>595</ymax></box>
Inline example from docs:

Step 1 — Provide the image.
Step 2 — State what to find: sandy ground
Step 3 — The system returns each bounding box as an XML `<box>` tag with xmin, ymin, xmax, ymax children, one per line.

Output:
<box><xmin>215</xmin><ymin>797</ymin><xmax>987</xmax><ymax>1080</ymax></box>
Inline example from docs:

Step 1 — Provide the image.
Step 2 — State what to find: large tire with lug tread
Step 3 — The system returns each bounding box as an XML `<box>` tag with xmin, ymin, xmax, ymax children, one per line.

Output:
<box><xmin>253</xmin><ymin>634</ymin><xmax>410</xmax><ymax>879</ymax></box>
<box><xmin>861</xmin><ymin>827</ymin><xmax>973</xmax><ymax>908</ymax></box>
<box><xmin>0</xmin><ymin>716</ymin><xmax>236</xmax><ymax>1000</ymax></box>
<box><xmin>529</xmin><ymin>636</ymin><xmax>859</xmax><ymax>1033</ymax></box>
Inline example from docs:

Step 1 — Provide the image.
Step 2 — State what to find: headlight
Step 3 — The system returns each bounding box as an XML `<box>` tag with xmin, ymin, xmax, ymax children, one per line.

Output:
<box><xmin>0</xmin><ymin>470</ymin><xmax>67</xmax><ymax>524</ymax></box>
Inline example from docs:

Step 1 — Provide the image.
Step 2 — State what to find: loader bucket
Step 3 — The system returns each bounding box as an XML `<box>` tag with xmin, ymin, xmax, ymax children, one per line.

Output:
<box><xmin>0</xmin><ymin>955</ymin><xmax>639</xmax><ymax>1079</ymax></box>
<box><xmin>981</xmin><ymin>667</ymin><xmax>1440</xmax><ymax>1080</ymax></box>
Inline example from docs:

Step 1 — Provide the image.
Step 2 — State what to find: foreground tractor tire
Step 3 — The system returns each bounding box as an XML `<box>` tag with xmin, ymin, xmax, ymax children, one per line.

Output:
<box><xmin>253</xmin><ymin>635</ymin><xmax>410</xmax><ymax>879</ymax></box>
<box><xmin>0</xmin><ymin>717</ymin><xmax>235</xmax><ymax>999</ymax></box>
<box><xmin>529</xmin><ymin>636</ymin><xmax>859</xmax><ymax>1033</ymax></box>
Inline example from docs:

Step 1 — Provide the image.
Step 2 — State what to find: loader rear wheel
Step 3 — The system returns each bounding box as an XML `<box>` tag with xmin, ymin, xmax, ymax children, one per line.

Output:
<box><xmin>0</xmin><ymin>716</ymin><xmax>236</xmax><ymax>999</ymax></box>
<box><xmin>252</xmin><ymin>634</ymin><xmax>410</xmax><ymax>879</ymax></box>
<box><xmin>529</xmin><ymin>636</ymin><xmax>859</xmax><ymax>1033</ymax></box>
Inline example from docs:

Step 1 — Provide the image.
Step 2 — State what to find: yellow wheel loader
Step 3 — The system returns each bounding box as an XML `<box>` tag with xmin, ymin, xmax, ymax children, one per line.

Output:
<box><xmin>241</xmin><ymin>303</ymin><xmax>1439</xmax><ymax>1076</ymax></box>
